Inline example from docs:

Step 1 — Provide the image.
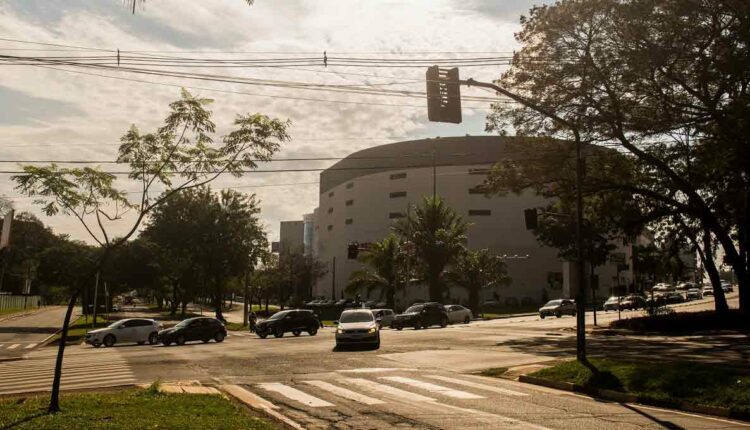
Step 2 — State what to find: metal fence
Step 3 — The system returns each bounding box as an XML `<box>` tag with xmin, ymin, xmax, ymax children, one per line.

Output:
<box><xmin>0</xmin><ymin>295</ymin><xmax>42</xmax><ymax>311</ymax></box>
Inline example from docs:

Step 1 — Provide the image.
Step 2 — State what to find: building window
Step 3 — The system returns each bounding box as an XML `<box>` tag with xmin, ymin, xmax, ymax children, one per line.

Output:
<box><xmin>327</xmin><ymin>225</ymin><xmax>333</xmax><ymax>231</ymax></box>
<box><xmin>345</xmin><ymin>200</ymin><xmax>354</xmax><ymax>206</ymax></box>
<box><xmin>346</xmin><ymin>182</ymin><xmax>354</xmax><ymax>189</ymax></box>
<box><xmin>345</xmin><ymin>218</ymin><xmax>353</xmax><ymax>225</ymax></box>
<box><xmin>469</xmin><ymin>168</ymin><xmax>491</xmax><ymax>175</ymax></box>
<box><xmin>390</xmin><ymin>172</ymin><xmax>407</xmax><ymax>180</ymax></box>
<box><xmin>469</xmin><ymin>209</ymin><xmax>491</xmax><ymax>216</ymax></box>
<box><xmin>328</xmin><ymin>191</ymin><xmax>334</xmax><ymax>197</ymax></box>
<box><xmin>389</xmin><ymin>191</ymin><xmax>407</xmax><ymax>198</ymax></box>
<box><xmin>327</xmin><ymin>207</ymin><xmax>333</xmax><ymax>214</ymax></box>
<box><xmin>468</xmin><ymin>185</ymin><xmax>488</xmax><ymax>195</ymax></box>
<box><xmin>389</xmin><ymin>212</ymin><xmax>405</xmax><ymax>219</ymax></box>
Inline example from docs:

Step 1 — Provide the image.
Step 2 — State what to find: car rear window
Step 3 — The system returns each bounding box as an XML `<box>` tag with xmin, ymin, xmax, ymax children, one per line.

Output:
<box><xmin>405</xmin><ymin>305</ymin><xmax>424</xmax><ymax>313</ymax></box>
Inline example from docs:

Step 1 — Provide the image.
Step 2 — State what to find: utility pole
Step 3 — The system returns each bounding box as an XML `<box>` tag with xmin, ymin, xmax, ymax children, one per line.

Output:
<box><xmin>92</xmin><ymin>271</ymin><xmax>99</xmax><ymax>329</ymax></box>
<box><xmin>426</xmin><ymin>67</ymin><xmax>588</xmax><ymax>362</ymax></box>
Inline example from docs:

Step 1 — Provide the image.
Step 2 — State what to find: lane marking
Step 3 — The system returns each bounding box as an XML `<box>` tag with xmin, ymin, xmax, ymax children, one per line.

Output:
<box><xmin>337</xmin><ymin>367</ymin><xmax>417</xmax><ymax>373</ymax></box>
<box><xmin>343</xmin><ymin>378</ymin><xmax>435</xmax><ymax>402</ymax></box>
<box><xmin>380</xmin><ymin>376</ymin><xmax>484</xmax><ymax>399</ymax></box>
<box><xmin>220</xmin><ymin>385</ymin><xmax>304</xmax><ymax>430</ymax></box>
<box><xmin>257</xmin><ymin>382</ymin><xmax>334</xmax><ymax>408</ymax></box>
<box><xmin>6</xmin><ymin>344</ymin><xmax>21</xmax><ymax>350</ymax></box>
<box><xmin>303</xmin><ymin>380</ymin><xmax>384</xmax><ymax>405</ymax></box>
<box><xmin>23</xmin><ymin>343</ymin><xmax>37</xmax><ymax>349</ymax></box>
<box><xmin>423</xmin><ymin>375</ymin><xmax>529</xmax><ymax>396</ymax></box>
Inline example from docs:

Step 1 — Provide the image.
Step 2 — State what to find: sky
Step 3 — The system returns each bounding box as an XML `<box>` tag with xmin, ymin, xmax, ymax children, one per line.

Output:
<box><xmin>0</xmin><ymin>0</ymin><xmax>549</xmax><ymax>244</ymax></box>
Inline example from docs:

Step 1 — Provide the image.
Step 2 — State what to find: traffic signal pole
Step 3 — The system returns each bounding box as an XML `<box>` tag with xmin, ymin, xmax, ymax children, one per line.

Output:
<box><xmin>430</xmin><ymin>73</ymin><xmax>588</xmax><ymax>362</ymax></box>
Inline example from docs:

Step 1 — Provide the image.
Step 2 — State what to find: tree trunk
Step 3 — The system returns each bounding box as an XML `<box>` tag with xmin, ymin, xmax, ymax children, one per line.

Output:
<box><xmin>48</xmin><ymin>288</ymin><xmax>80</xmax><ymax>413</ymax></box>
<box><xmin>701</xmin><ymin>229</ymin><xmax>728</xmax><ymax>314</ymax></box>
<box><xmin>170</xmin><ymin>282</ymin><xmax>179</xmax><ymax>316</ymax></box>
<box><xmin>214</xmin><ymin>277</ymin><xmax>224</xmax><ymax>321</ymax></box>
<box><xmin>243</xmin><ymin>273</ymin><xmax>249</xmax><ymax>327</ymax></box>
<box><xmin>468</xmin><ymin>286</ymin><xmax>479</xmax><ymax>315</ymax></box>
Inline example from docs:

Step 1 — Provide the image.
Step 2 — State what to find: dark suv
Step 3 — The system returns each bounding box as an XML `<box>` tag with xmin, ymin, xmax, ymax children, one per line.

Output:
<box><xmin>256</xmin><ymin>309</ymin><xmax>320</xmax><ymax>339</ymax></box>
<box><xmin>392</xmin><ymin>302</ymin><xmax>448</xmax><ymax>330</ymax></box>
<box><xmin>158</xmin><ymin>317</ymin><xmax>226</xmax><ymax>346</ymax></box>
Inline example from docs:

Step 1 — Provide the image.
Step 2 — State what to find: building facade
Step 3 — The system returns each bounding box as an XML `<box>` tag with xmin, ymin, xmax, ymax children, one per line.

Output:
<box><xmin>299</xmin><ymin>136</ymin><xmax>633</xmax><ymax>309</ymax></box>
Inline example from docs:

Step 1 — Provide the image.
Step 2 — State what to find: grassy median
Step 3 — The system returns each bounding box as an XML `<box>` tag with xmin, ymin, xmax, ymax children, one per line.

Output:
<box><xmin>48</xmin><ymin>315</ymin><xmax>108</xmax><ymax>346</ymax></box>
<box><xmin>530</xmin><ymin>358</ymin><xmax>750</xmax><ymax>415</ymax></box>
<box><xmin>0</xmin><ymin>387</ymin><xmax>275</xmax><ymax>430</ymax></box>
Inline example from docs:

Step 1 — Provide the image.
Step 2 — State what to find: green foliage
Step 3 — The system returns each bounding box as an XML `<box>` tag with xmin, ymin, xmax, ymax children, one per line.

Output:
<box><xmin>445</xmin><ymin>249</ymin><xmax>510</xmax><ymax>313</ymax></box>
<box><xmin>392</xmin><ymin>196</ymin><xmax>469</xmax><ymax>302</ymax></box>
<box><xmin>347</xmin><ymin>235</ymin><xmax>407</xmax><ymax>309</ymax></box>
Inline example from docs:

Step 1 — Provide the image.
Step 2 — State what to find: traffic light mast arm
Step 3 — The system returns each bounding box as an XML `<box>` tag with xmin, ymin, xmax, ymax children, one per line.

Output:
<box><xmin>460</xmin><ymin>78</ymin><xmax>577</xmax><ymax>132</ymax></box>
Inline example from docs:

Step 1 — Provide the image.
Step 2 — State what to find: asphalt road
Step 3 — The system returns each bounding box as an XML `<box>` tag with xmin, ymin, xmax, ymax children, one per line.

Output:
<box><xmin>1</xmin><ymin>295</ymin><xmax>747</xmax><ymax>429</ymax></box>
<box><xmin>0</xmin><ymin>306</ymin><xmax>75</xmax><ymax>358</ymax></box>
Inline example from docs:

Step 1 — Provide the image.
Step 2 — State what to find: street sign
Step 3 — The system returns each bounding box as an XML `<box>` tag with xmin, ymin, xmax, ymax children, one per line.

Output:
<box><xmin>426</xmin><ymin>66</ymin><xmax>461</xmax><ymax>123</ymax></box>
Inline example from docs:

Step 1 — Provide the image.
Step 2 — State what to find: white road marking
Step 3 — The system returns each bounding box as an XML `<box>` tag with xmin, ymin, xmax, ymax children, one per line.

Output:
<box><xmin>337</xmin><ymin>367</ymin><xmax>418</xmax><ymax>373</ymax></box>
<box><xmin>424</xmin><ymin>375</ymin><xmax>529</xmax><ymax>396</ymax></box>
<box><xmin>23</xmin><ymin>343</ymin><xmax>37</xmax><ymax>349</ymax></box>
<box><xmin>6</xmin><ymin>344</ymin><xmax>21</xmax><ymax>350</ymax></box>
<box><xmin>257</xmin><ymin>382</ymin><xmax>334</xmax><ymax>408</ymax></box>
<box><xmin>343</xmin><ymin>378</ymin><xmax>435</xmax><ymax>402</ymax></box>
<box><xmin>303</xmin><ymin>380</ymin><xmax>384</xmax><ymax>405</ymax></box>
<box><xmin>380</xmin><ymin>376</ymin><xmax>484</xmax><ymax>399</ymax></box>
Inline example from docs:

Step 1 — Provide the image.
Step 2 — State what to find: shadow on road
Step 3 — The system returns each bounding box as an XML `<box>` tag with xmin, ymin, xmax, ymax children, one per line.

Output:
<box><xmin>621</xmin><ymin>403</ymin><xmax>685</xmax><ymax>430</ymax></box>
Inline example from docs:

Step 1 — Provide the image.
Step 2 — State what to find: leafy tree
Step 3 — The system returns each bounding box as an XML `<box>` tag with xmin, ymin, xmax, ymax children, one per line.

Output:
<box><xmin>0</xmin><ymin>212</ymin><xmax>57</xmax><ymax>294</ymax></box>
<box><xmin>392</xmin><ymin>196</ymin><xmax>469</xmax><ymax>302</ymax></box>
<box><xmin>347</xmin><ymin>235</ymin><xmax>406</xmax><ymax>310</ymax></box>
<box><xmin>445</xmin><ymin>249</ymin><xmax>510</xmax><ymax>314</ymax></box>
<box><xmin>11</xmin><ymin>89</ymin><xmax>289</xmax><ymax>413</ymax></box>
<box><xmin>273</xmin><ymin>247</ymin><xmax>326</xmax><ymax>308</ymax></box>
<box><xmin>487</xmin><ymin>0</ymin><xmax>750</xmax><ymax>315</ymax></box>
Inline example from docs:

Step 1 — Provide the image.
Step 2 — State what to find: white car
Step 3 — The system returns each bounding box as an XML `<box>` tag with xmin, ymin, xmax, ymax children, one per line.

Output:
<box><xmin>85</xmin><ymin>318</ymin><xmax>162</xmax><ymax>348</ymax></box>
<box><xmin>335</xmin><ymin>310</ymin><xmax>380</xmax><ymax>349</ymax></box>
<box><xmin>371</xmin><ymin>309</ymin><xmax>395</xmax><ymax>328</ymax></box>
<box><xmin>445</xmin><ymin>304</ymin><xmax>473</xmax><ymax>324</ymax></box>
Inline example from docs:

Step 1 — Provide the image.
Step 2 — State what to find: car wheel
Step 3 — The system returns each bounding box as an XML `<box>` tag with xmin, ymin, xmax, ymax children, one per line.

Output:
<box><xmin>308</xmin><ymin>326</ymin><xmax>318</xmax><ymax>336</ymax></box>
<box><xmin>258</xmin><ymin>332</ymin><xmax>268</xmax><ymax>339</ymax></box>
<box><xmin>540</xmin><ymin>314</ymin><xmax>545</xmax><ymax>319</ymax></box>
<box><xmin>274</xmin><ymin>327</ymin><xmax>284</xmax><ymax>338</ymax></box>
<box><xmin>202</xmin><ymin>338</ymin><xmax>210</xmax><ymax>343</ymax></box>
<box><xmin>414</xmin><ymin>321</ymin><xmax>421</xmax><ymax>330</ymax></box>
<box><xmin>92</xmin><ymin>342</ymin><xmax>101</xmax><ymax>348</ymax></box>
<box><xmin>214</xmin><ymin>332</ymin><xmax>225</xmax><ymax>343</ymax></box>
<box><xmin>464</xmin><ymin>316</ymin><xmax>471</xmax><ymax>324</ymax></box>
<box><xmin>148</xmin><ymin>332</ymin><xmax>158</xmax><ymax>345</ymax></box>
<box><xmin>176</xmin><ymin>335</ymin><xmax>186</xmax><ymax>346</ymax></box>
<box><xmin>395</xmin><ymin>325</ymin><xmax>403</xmax><ymax>331</ymax></box>
<box><xmin>555</xmin><ymin>311</ymin><xmax>562</xmax><ymax>318</ymax></box>
<box><xmin>103</xmin><ymin>334</ymin><xmax>116</xmax><ymax>347</ymax></box>
<box><xmin>440</xmin><ymin>317</ymin><xmax>448</xmax><ymax>328</ymax></box>
<box><xmin>373</xmin><ymin>340</ymin><xmax>380</xmax><ymax>350</ymax></box>
<box><xmin>292</xmin><ymin>330</ymin><xmax>301</xmax><ymax>337</ymax></box>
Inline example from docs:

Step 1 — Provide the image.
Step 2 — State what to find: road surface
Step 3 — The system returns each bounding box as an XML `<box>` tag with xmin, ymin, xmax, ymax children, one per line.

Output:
<box><xmin>0</xmin><ymin>306</ymin><xmax>75</xmax><ymax>358</ymax></box>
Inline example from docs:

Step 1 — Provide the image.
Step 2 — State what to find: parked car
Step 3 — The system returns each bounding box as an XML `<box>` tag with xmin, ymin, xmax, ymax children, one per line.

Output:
<box><xmin>652</xmin><ymin>283</ymin><xmax>673</xmax><ymax>292</ymax></box>
<box><xmin>686</xmin><ymin>288</ymin><xmax>703</xmax><ymax>301</ymax></box>
<box><xmin>157</xmin><ymin>317</ymin><xmax>225</xmax><ymax>346</ymax></box>
<box><xmin>721</xmin><ymin>282</ymin><xmax>734</xmax><ymax>293</ymax></box>
<box><xmin>371</xmin><ymin>309</ymin><xmax>395</xmax><ymax>328</ymax></box>
<box><xmin>255</xmin><ymin>309</ymin><xmax>320</xmax><ymax>339</ymax></box>
<box><xmin>664</xmin><ymin>292</ymin><xmax>685</xmax><ymax>304</ymax></box>
<box><xmin>445</xmin><ymin>304</ymin><xmax>473</xmax><ymax>324</ymax></box>
<box><xmin>482</xmin><ymin>300</ymin><xmax>500</xmax><ymax>308</ymax></box>
<box><xmin>306</xmin><ymin>299</ymin><xmax>322</xmax><ymax>306</ymax></box>
<box><xmin>85</xmin><ymin>318</ymin><xmax>162</xmax><ymax>348</ymax></box>
<box><xmin>335</xmin><ymin>309</ymin><xmax>380</xmax><ymax>349</ymax></box>
<box><xmin>335</xmin><ymin>298</ymin><xmax>355</xmax><ymax>308</ymax></box>
<box><xmin>538</xmin><ymin>299</ymin><xmax>576</xmax><ymax>319</ymax></box>
<box><xmin>603</xmin><ymin>296</ymin><xmax>622</xmax><ymax>312</ymax></box>
<box><xmin>362</xmin><ymin>300</ymin><xmax>378</xmax><ymax>309</ymax></box>
<box><xmin>620</xmin><ymin>295</ymin><xmax>647</xmax><ymax>310</ymax></box>
<box><xmin>702</xmin><ymin>286</ymin><xmax>714</xmax><ymax>296</ymax></box>
<box><xmin>392</xmin><ymin>302</ymin><xmax>448</xmax><ymax>330</ymax></box>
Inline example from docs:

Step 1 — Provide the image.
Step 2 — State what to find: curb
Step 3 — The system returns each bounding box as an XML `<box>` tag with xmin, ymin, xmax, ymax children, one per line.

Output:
<box><xmin>518</xmin><ymin>375</ymin><xmax>747</xmax><ymax>422</ymax></box>
<box><xmin>0</xmin><ymin>307</ymin><xmax>45</xmax><ymax>324</ymax></box>
<box><xmin>219</xmin><ymin>384</ymin><xmax>305</xmax><ymax>430</ymax></box>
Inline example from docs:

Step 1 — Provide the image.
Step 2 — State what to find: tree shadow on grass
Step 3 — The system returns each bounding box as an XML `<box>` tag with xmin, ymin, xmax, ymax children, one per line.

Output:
<box><xmin>0</xmin><ymin>410</ymin><xmax>46</xmax><ymax>430</ymax></box>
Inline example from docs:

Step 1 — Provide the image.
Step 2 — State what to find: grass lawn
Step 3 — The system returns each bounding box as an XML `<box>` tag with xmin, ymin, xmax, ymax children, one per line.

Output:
<box><xmin>530</xmin><ymin>358</ymin><xmax>750</xmax><ymax>415</ymax></box>
<box><xmin>0</xmin><ymin>388</ymin><xmax>275</xmax><ymax>430</ymax></box>
<box><xmin>0</xmin><ymin>307</ymin><xmax>26</xmax><ymax>317</ymax></box>
<box><xmin>49</xmin><ymin>315</ymin><xmax>108</xmax><ymax>346</ymax></box>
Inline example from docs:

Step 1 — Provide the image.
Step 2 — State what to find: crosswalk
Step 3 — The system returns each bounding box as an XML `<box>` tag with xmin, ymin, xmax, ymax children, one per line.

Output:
<box><xmin>0</xmin><ymin>342</ymin><xmax>38</xmax><ymax>351</ymax></box>
<box><xmin>246</xmin><ymin>370</ymin><xmax>548</xmax><ymax>430</ymax></box>
<box><xmin>0</xmin><ymin>348</ymin><xmax>136</xmax><ymax>395</ymax></box>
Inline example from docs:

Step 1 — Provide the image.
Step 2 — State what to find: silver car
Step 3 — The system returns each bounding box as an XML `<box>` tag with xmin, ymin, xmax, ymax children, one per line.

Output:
<box><xmin>85</xmin><ymin>318</ymin><xmax>162</xmax><ymax>348</ymax></box>
<box><xmin>445</xmin><ymin>304</ymin><xmax>473</xmax><ymax>324</ymax></box>
<box><xmin>335</xmin><ymin>310</ymin><xmax>380</xmax><ymax>348</ymax></box>
<box><xmin>371</xmin><ymin>309</ymin><xmax>395</xmax><ymax>328</ymax></box>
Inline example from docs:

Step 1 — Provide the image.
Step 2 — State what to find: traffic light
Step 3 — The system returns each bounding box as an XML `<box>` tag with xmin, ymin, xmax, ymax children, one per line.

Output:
<box><xmin>347</xmin><ymin>242</ymin><xmax>359</xmax><ymax>259</ymax></box>
<box><xmin>524</xmin><ymin>209</ymin><xmax>538</xmax><ymax>230</ymax></box>
<box><xmin>426</xmin><ymin>66</ymin><xmax>462</xmax><ymax>124</ymax></box>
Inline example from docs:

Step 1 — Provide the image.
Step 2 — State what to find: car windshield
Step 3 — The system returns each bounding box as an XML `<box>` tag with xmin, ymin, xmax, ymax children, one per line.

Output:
<box><xmin>175</xmin><ymin>319</ymin><xmax>193</xmax><ymax>328</ymax></box>
<box><xmin>107</xmin><ymin>320</ymin><xmax>125</xmax><ymax>328</ymax></box>
<box><xmin>544</xmin><ymin>300</ymin><xmax>562</xmax><ymax>307</ymax></box>
<box><xmin>404</xmin><ymin>305</ymin><xmax>424</xmax><ymax>313</ymax></box>
<box><xmin>340</xmin><ymin>311</ymin><xmax>373</xmax><ymax>323</ymax></box>
<box><xmin>268</xmin><ymin>311</ymin><xmax>290</xmax><ymax>321</ymax></box>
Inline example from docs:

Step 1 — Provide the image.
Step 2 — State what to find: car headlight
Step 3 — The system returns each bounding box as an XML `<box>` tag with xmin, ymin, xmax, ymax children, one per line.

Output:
<box><xmin>337</xmin><ymin>328</ymin><xmax>344</xmax><ymax>334</ymax></box>
<box><xmin>368</xmin><ymin>327</ymin><xmax>377</xmax><ymax>334</ymax></box>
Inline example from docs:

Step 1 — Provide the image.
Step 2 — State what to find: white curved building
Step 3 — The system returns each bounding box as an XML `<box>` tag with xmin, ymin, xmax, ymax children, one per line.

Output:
<box><xmin>307</xmin><ymin>136</ymin><xmax>632</xmax><ymax>309</ymax></box>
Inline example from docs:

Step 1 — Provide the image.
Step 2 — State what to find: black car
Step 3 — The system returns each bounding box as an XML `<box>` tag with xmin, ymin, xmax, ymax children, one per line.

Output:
<box><xmin>255</xmin><ymin>309</ymin><xmax>320</xmax><ymax>339</ymax></box>
<box><xmin>158</xmin><ymin>317</ymin><xmax>226</xmax><ymax>346</ymax></box>
<box><xmin>391</xmin><ymin>302</ymin><xmax>448</xmax><ymax>330</ymax></box>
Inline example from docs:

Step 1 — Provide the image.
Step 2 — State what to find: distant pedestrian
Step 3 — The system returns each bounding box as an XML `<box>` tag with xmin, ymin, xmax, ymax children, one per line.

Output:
<box><xmin>248</xmin><ymin>311</ymin><xmax>257</xmax><ymax>333</ymax></box>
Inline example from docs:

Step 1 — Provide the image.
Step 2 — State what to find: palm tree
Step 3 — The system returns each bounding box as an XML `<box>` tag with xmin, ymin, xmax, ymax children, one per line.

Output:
<box><xmin>392</xmin><ymin>196</ymin><xmax>469</xmax><ymax>302</ymax></box>
<box><xmin>347</xmin><ymin>235</ymin><xmax>405</xmax><ymax>309</ymax></box>
<box><xmin>446</xmin><ymin>249</ymin><xmax>510</xmax><ymax>314</ymax></box>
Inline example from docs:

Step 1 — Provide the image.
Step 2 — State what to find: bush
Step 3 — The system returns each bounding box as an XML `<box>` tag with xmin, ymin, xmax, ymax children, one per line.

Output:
<box><xmin>610</xmin><ymin>310</ymin><xmax>748</xmax><ymax>333</ymax></box>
